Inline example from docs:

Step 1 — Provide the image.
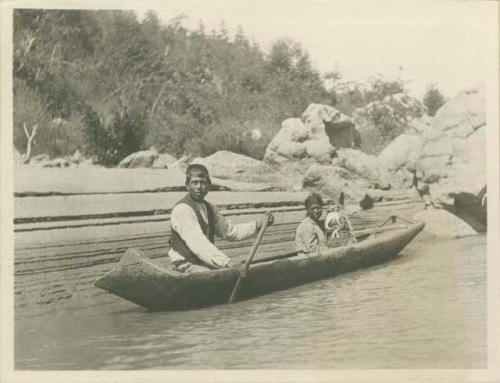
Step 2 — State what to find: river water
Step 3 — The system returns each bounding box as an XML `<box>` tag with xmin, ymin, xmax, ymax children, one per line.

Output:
<box><xmin>15</xmin><ymin>234</ymin><xmax>486</xmax><ymax>369</ymax></box>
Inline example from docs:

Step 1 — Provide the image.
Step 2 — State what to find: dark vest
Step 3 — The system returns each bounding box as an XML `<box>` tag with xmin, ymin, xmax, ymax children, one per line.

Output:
<box><xmin>169</xmin><ymin>194</ymin><xmax>216</xmax><ymax>265</ymax></box>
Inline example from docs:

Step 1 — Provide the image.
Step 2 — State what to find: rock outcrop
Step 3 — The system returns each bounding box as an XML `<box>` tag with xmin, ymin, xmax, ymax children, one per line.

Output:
<box><xmin>417</xmin><ymin>84</ymin><xmax>486</xmax><ymax>206</ymax></box>
<box><xmin>169</xmin><ymin>155</ymin><xmax>191</xmax><ymax>172</ymax></box>
<box><xmin>193</xmin><ymin>150</ymin><xmax>281</xmax><ymax>184</ymax></box>
<box><xmin>152</xmin><ymin>153</ymin><xmax>177</xmax><ymax>169</ymax></box>
<box><xmin>263</xmin><ymin>104</ymin><xmax>359</xmax><ymax>167</ymax></box>
<box><xmin>263</xmin><ymin>118</ymin><xmax>324</xmax><ymax>165</ymax></box>
<box><xmin>118</xmin><ymin>149</ymin><xmax>158</xmax><ymax>169</ymax></box>
<box><xmin>373</xmin><ymin>83</ymin><xmax>486</xmax><ymax>225</ymax></box>
<box><xmin>378</xmin><ymin>134</ymin><xmax>422</xmax><ymax>173</ymax></box>
<box><xmin>302</xmin><ymin>103</ymin><xmax>359</xmax><ymax>149</ymax></box>
<box><xmin>335</xmin><ymin>148</ymin><xmax>391</xmax><ymax>185</ymax></box>
<box><xmin>377</xmin><ymin>134</ymin><xmax>423</xmax><ymax>187</ymax></box>
<box><xmin>24</xmin><ymin>151</ymin><xmax>96</xmax><ymax>168</ymax></box>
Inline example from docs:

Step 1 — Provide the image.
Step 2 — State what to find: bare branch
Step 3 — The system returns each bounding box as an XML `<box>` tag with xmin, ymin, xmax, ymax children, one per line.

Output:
<box><xmin>23</xmin><ymin>36</ymin><xmax>36</xmax><ymax>57</ymax></box>
<box><xmin>50</xmin><ymin>43</ymin><xmax>58</xmax><ymax>62</ymax></box>
<box><xmin>23</xmin><ymin>122</ymin><xmax>29</xmax><ymax>139</ymax></box>
<box><xmin>150</xmin><ymin>82</ymin><xmax>168</xmax><ymax>119</ymax></box>
<box><xmin>23</xmin><ymin>122</ymin><xmax>39</xmax><ymax>164</ymax></box>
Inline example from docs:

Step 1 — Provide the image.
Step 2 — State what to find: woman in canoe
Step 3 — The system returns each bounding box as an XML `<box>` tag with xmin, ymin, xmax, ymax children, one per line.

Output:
<box><xmin>295</xmin><ymin>192</ymin><xmax>328</xmax><ymax>256</ymax></box>
<box><xmin>295</xmin><ymin>193</ymin><xmax>358</xmax><ymax>256</ymax></box>
<box><xmin>169</xmin><ymin>164</ymin><xmax>274</xmax><ymax>273</ymax></box>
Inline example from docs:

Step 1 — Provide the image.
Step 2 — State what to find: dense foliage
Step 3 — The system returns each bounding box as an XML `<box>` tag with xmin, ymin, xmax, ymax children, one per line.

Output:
<box><xmin>13</xmin><ymin>10</ymin><xmax>330</xmax><ymax>164</ymax></box>
<box><xmin>327</xmin><ymin>73</ymin><xmax>427</xmax><ymax>154</ymax></box>
<box><xmin>13</xmin><ymin>9</ymin><xmax>441</xmax><ymax>165</ymax></box>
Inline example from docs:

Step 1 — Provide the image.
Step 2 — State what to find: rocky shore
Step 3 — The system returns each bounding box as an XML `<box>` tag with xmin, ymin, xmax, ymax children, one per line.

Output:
<box><xmin>16</xmin><ymin>84</ymin><xmax>486</xmax><ymax>216</ymax></box>
<box><xmin>13</xmin><ymin>84</ymin><xmax>486</xmax><ymax>316</ymax></box>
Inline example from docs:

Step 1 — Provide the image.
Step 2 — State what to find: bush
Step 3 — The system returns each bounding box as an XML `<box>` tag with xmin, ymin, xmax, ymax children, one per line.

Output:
<box><xmin>354</xmin><ymin>93</ymin><xmax>425</xmax><ymax>154</ymax></box>
<box><xmin>83</xmin><ymin>106</ymin><xmax>146</xmax><ymax>166</ymax></box>
<box><xmin>14</xmin><ymin>79</ymin><xmax>84</xmax><ymax>158</ymax></box>
<box><xmin>423</xmin><ymin>85</ymin><xmax>446</xmax><ymax>117</ymax></box>
<box><xmin>188</xmin><ymin>119</ymin><xmax>274</xmax><ymax>160</ymax></box>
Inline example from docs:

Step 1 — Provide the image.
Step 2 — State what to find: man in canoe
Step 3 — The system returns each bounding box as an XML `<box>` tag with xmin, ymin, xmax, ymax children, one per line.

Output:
<box><xmin>169</xmin><ymin>164</ymin><xmax>274</xmax><ymax>273</ymax></box>
<box><xmin>295</xmin><ymin>192</ymin><xmax>327</xmax><ymax>256</ymax></box>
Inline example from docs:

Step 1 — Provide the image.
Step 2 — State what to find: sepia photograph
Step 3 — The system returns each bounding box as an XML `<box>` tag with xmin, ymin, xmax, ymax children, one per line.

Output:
<box><xmin>0</xmin><ymin>0</ymin><xmax>499</xmax><ymax>382</ymax></box>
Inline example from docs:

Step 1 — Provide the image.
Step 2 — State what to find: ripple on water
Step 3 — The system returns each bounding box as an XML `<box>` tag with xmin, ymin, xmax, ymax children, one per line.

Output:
<box><xmin>15</xmin><ymin>235</ymin><xmax>487</xmax><ymax>369</ymax></box>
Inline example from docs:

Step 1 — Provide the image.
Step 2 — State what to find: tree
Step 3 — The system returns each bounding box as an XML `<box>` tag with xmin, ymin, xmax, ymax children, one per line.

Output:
<box><xmin>22</xmin><ymin>123</ymin><xmax>39</xmax><ymax>163</ymax></box>
<box><xmin>423</xmin><ymin>84</ymin><xmax>446</xmax><ymax>117</ymax></box>
<box><xmin>234</xmin><ymin>25</ymin><xmax>249</xmax><ymax>48</ymax></box>
<box><xmin>83</xmin><ymin>105</ymin><xmax>146</xmax><ymax>166</ymax></box>
<box><xmin>13</xmin><ymin>9</ymin><xmax>336</xmax><ymax>162</ymax></box>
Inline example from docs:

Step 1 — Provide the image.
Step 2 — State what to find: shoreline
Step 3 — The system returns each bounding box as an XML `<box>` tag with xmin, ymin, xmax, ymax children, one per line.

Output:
<box><xmin>14</xmin><ymin>198</ymin><xmax>426</xmax><ymax>318</ymax></box>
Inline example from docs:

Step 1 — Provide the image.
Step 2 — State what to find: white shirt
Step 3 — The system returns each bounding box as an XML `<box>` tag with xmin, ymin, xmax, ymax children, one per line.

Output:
<box><xmin>168</xmin><ymin>202</ymin><xmax>258</xmax><ymax>268</ymax></box>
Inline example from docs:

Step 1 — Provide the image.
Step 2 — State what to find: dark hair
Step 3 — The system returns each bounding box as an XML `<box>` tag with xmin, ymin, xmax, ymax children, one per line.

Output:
<box><xmin>305</xmin><ymin>192</ymin><xmax>323</xmax><ymax>209</ymax></box>
<box><xmin>186</xmin><ymin>163</ymin><xmax>211</xmax><ymax>184</ymax></box>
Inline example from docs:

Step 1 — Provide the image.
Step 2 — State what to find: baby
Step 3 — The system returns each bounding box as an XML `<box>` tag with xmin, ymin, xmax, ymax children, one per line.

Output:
<box><xmin>324</xmin><ymin>204</ymin><xmax>342</xmax><ymax>239</ymax></box>
<box><xmin>324</xmin><ymin>204</ymin><xmax>357</xmax><ymax>246</ymax></box>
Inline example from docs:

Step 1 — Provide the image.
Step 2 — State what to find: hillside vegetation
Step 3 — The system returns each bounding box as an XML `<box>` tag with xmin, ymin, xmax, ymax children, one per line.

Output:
<box><xmin>13</xmin><ymin>9</ymin><xmax>443</xmax><ymax>166</ymax></box>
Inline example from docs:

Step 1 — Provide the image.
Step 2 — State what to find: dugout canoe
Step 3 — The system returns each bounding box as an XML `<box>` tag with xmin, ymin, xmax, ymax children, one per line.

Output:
<box><xmin>95</xmin><ymin>221</ymin><xmax>424</xmax><ymax>311</ymax></box>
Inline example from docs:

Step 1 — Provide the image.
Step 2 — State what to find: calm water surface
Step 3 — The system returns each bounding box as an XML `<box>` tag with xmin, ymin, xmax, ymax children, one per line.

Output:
<box><xmin>15</xmin><ymin>234</ymin><xmax>486</xmax><ymax>369</ymax></box>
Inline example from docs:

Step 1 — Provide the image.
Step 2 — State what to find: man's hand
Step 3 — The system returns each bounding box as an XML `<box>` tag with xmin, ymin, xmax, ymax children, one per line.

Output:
<box><xmin>226</xmin><ymin>259</ymin><xmax>247</xmax><ymax>277</ymax></box>
<box><xmin>256</xmin><ymin>211</ymin><xmax>274</xmax><ymax>230</ymax></box>
<box><xmin>209</xmin><ymin>252</ymin><xmax>232</xmax><ymax>269</ymax></box>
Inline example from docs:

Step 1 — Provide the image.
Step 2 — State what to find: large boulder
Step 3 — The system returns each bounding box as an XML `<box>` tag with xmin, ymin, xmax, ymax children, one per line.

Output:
<box><xmin>118</xmin><ymin>149</ymin><xmax>159</xmax><ymax>168</ymax></box>
<box><xmin>432</xmin><ymin>84</ymin><xmax>485</xmax><ymax>138</ymax></box>
<box><xmin>417</xmin><ymin>84</ymin><xmax>486</xmax><ymax>206</ymax></box>
<box><xmin>301</xmin><ymin>163</ymin><xmax>364</xmax><ymax>204</ymax></box>
<box><xmin>29</xmin><ymin>154</ymin><xmax>50</xmax><ymax>167</ymax></box>
<box><xmin>301</xmin><ymin>103</ymin><xmax>359</xmax><ymax>149</ymax></box>
<box><xmin>302</xmin><ymin>162</ymin><xmax>405</xmax><ymax>208</ymax></box>
<box><xmin>263</xmin><ymin>117</ymin><xmax>335</xmax><ymax>166</ymax></box>
<box><xmin>152</xmin><ymin>153</ymin><xmax>177</xmax><ymax>169</ymax></box>
<box><xmin>194</xmin><ymin>150</ymin><xmax>280</xmax><ymax>184</ymax></box>
<box><xmin>264</xmin><ymin>104</ymin><xmax>359</xmax><ymax>168</ymax></box>
<box><xmin>378</xmin><ymin>134</ymin><xmax>423</xmax><ymax>172</ymax></box>
<box><xmin>169</xmin><ymin>155</ymin><xmax>191</xmax><ymax>172</ymax></box>
<box><xmin>334</xmin><ymin>148</ymin><xmax>391</xmax><ymax>185</ymax></box>
<box><xmin>41</xmin><ymin>158</ymin><xmax>71</xmax><ymax>168</ymax></box>
<box><xmin>375</xmin><ymin>84</ymin><xmax>487</xmax><ymax>212</ymax></box>
<box><xmin>263</xmin><ymin>118</ymin><xmax>310</xmax><ymax>166</ymax></box>
<box><xmin>377</xmin><ymin>134</ymin><xmax>424</xmax><ymax>187</ymax></box>
<box><xmin>303</xmin><ymin>140</ymin><xmax>335</xmax><ymax>161</ymax></box>
<box><xmin>70</xmin><ymin>150</ymin><xmax>85</xmax><ymax>165</ymax></box>
<box><xmin>302</xmin><ymin>164</ymin><xmax>353</xmax><ymax>188</ymax></box>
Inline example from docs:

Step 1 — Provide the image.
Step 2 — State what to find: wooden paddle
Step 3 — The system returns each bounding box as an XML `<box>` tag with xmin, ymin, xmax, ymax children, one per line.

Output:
<box><xmin>228</xmin><ymin>217</ymin><xmax>270</xmax><ymax>303</ymax></box>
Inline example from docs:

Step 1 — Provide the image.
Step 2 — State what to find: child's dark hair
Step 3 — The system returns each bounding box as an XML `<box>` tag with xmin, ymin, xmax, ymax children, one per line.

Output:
<box><xmin>305</xmin><ymin>192</ymin><xmax>323</xmax><ymax>209</ymax></box>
